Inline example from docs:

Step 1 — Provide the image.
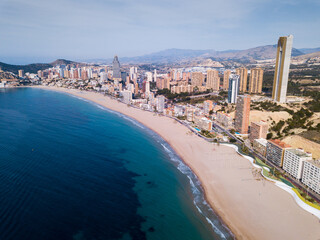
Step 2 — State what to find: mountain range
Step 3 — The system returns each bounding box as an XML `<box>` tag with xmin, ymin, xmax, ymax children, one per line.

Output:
<box><xmin>1</xmin><ymin>45</ymin><xmax>320</xmax><ymax>74</ymax></box>
<box><xmin>83</xmin><ymin>45</ymin><xmax>320</xmax><ymax>64</ymax></box>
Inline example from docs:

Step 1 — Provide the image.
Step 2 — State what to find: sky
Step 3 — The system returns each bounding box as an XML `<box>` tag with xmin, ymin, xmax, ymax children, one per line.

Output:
<box><xmin>0</xmin><ymin>0</ymin><xmax>319</xmax><ymax>64</ymax></box>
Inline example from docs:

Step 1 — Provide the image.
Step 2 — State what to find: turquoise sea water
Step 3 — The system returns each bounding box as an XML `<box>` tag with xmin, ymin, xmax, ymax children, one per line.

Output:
<box><xmin>0</xmin><ymin>88</ymin><xmax>233</xmax><ymax>240</ymax></box>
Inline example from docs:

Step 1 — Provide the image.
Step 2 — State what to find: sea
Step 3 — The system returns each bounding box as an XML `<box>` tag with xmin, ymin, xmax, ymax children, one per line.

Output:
<box><xmin>0</xmin><ymin>87</ymin><xmax>233</xmax><ymax>240</ymax></box>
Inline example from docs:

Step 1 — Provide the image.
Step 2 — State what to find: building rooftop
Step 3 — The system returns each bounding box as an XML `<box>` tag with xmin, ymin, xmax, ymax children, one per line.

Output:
<box><xmin>254</xmin><ymin>138</ymin><xmax>268</xmax><ymax>146</ymax></box>
<box><xmin>286</xmin><ymin>148</ymin><xmax>312</xmax><ymax>158</ymax></box>
<box><xmin>268</xmin><ymin>139</ymin><xmax>291</xmax><ymax>149</ymax></box>
<box><xmin>305</xmin><ymin>159</ymin><xmax>320</xmax><ymax>168</ymax></box>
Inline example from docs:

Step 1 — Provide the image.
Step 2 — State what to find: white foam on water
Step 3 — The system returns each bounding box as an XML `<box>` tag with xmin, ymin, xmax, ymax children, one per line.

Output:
<box><xmin>160</xmin><ymin>141</ymin><xmax>231</xmax><ymax>239</ymax></box>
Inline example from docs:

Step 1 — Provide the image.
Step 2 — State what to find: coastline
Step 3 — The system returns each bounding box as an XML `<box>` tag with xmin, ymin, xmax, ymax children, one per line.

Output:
<box><xmin>31</xmin><ymin>86</ymin><xmax>320</xmax><ymax>240</ymax></box>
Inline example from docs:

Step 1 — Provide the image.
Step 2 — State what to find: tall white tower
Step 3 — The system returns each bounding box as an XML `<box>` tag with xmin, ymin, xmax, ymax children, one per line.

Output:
<box><xmin>272</xmin><ymin>35</ymin><xmax>293</xmax><ymax>103</ymax></box>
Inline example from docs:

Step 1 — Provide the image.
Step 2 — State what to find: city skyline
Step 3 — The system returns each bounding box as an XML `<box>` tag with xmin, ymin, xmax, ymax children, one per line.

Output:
<box><xmin>1</xmin><ymin>0</ymin><xmax>320</xmax><ymax>64</ymax></box>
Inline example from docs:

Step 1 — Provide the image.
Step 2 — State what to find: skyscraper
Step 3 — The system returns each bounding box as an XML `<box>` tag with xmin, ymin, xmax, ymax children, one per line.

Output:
<box><xmin>191</xmin><ymin>72</ymin><xmax>204</xmax><ymax>87</ymax></box>
<box><xmin>223</xmin><ymin>70</ymin><xmax>231</xmax><ymax>90</ymax></box>
<box><xmin>236</xmin><ymin>67</ymin><xmax>248</xmax><ymax>92</ymax></box>
<box><xmin>235</xmin><ymin>95</ymin><xmax>251</xmax><ymax>134</ymax></box>
<box><xmin>272</xmin><ymin>35</ymin><xmax>293</xmax><ymax>103</ymax></box>
<box><xmin>228</xmin><ymin>74</ymin><xmax>239</xmax><ymax>104</ymax></box>
<box><xmin>249</xmin><ymin>68</ymin><xmax>264</xmax><ymax>93</ymax></box>
<box><xmin>112</xmin><ymin>55</ymin><xmax>121</xmax><ymax>79</ymax></box>
<box><xmin>206</xmin><ymin>69</ymin><xmax>220</xmax><ymax>91</ymax></box>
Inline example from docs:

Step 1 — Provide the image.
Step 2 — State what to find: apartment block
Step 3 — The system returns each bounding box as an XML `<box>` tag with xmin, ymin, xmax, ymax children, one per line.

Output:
<box><xmin>266</xmin><ymin>139</ymin><xmax>292</xmax><ymax>167</ymax></box>
<box><xmin>203</xmin><ymin>100</ymin><xmax>213</xmax><ymax>115</ymax></box>
<box><xmin>302</xmin><ymin>160</ymin><xmax>320</xmax><ymax>195</ymax></box>
<box><xmin>253</xmin><ymin>138</ymin><xmax>268</xmax><ymax>157</ymax></box>
<box><xmin>236</xmin><ymin>67</ymin><xmax>248</xmax><ymax>92</ymax></box>
<box><xmin>249</xmin><ymin>68</ymin><xmax>263</xmax><ymax>93</ymax></box>
<box><xmin>206</xmin><ymin>69</ymin><xmax>220</xmax><ymax>91</ymax></box>
<box><xmin>249</xmin><ymin>121</ymin><xmax>268</xmax><ymax>142</ymax></box>
<box><xmin>235</xmin><ymin>95</ymin><xmax>251</xmax><ymax>134</ymax></box>
<box><xmin>223</xmin><ymin>70</ymin><xmax>231</xmax><ymax>90</ymax></box>
<box><xmin>216</xmin><ymin>112</ymin><xmax>233</xmax><ymax>128</ymax></box>
<box><xmin>191</xmin><ymin>72</ymin><xmax>204</xmax><ymax>87</ymax></box>
<box><xmin>283</xmin><ymin>149</ymin><xmax>312</xmax><ymax>180</ymax></box>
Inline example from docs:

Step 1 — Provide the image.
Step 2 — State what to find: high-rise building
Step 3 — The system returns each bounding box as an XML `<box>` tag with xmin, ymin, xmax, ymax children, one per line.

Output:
<box><xmin>283</xmin><ymin>148</ymin><xmax>312</xmax><ymax>180</ymax></box>
<box><xmin>272</xmin><ymin>35</ymin><xmax>293</xmax><ymax>103</ymax></box>
<box><xmin>154</xmin><ymin>69</ymin><xmax>157</xmax><ymax>82</ymax></box>
<box><xmin>228</xmin><ymin>74</ymin><xmax>239</xmax><ymax>104</ymax></box>
<box><xmin>249</xmin><ymin>121</ymin><xmax>268</xmax><ymax>142</ymax></box>
<box><xmin>112</xmin><ymin>55</ymin><xmax>121</xmax><ymax>79</ymax></box>
<box><xmin>146</xmin><ymin>72</ymin><xmax>153</xmax><ymax>82</ymax></box>
<box><xmin>191</xmin><ymin>72</ymin><xmax>204</xmax><ymax>87</ymax></box>
<box><xmin>266</xmin><ymin>139</ymin><xmax>292</xmax><ymax>167</ymax></box>
<box><xmin>145</xmin><ymin>81</ymin><xmax>150</xmax><ymax>94</ymax></box>
<box><xmin>301</xmin><ymin>159</ymin><xmax>320</xmax><ymax>195</ymax></box>
<box><xmin>100</xmin><ymin>72</ymin><xmax>108</xmax><ymax>81</ymax></box>
<box><xmin>156</xmin><ymin>95</ymin><xmax>165</xmax><ymax>113</ymax></box>
<box><xmin>206</xmin><ymin>69</ymin><xmax>220</xmax><ymax>91</ymax></box>
<box><xmin>121</xmin><ymin>90</ymin><xmax>133</xmax><ymax>104</ymax></box>
<box><xmin>249</xmin><ymin>68</ymin><xmax>264</xmax><ymax>93</ymax></box>
<box><xmin>236</xmin><ymin>67</ymin><xmax>248</xmax><ymax>92</ymax></box>
<box><xmin>223</xmin><ymin>70</ymin><xmax>231</xmax><ymax>90</ymax></box>
<box><xmin>134</xmin><ymin>83</ymin><xmax>139</xmax><ymax>95</ymax></box>
<box><xmin>235</xmin><ymin>95</ymin><xmax>251</xmax><ymax>134</ymax></box>
<box><xmin>18</xmin><ymin>69</ymin><xmax>24</xmax><ymax>78</ymax></box>
<box><xmin>156</xmin><ymin>77</ymin><xmax>170</xmax><ymax>90</ymax></box>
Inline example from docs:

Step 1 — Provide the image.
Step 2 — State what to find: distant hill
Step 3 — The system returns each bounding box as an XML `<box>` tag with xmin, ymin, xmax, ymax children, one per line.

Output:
<box><xmin>0</xmin><ymin>59</ymin><xmax>79</xmax><ymax>74</ymax></box>
<box><xmin>292</xmin><ymin>51</ymin><xmax>320</xmax><ymax>64</ymax></box>
<box><xmin>212</xmin><ymin>45</ymin><xmax>303</xmax><ymax>61</ymax></box>
<box><xmin>295</xmin><ymin>51</ymin><xmax>320</xmax><ymax>59</ymax></box>
<box><xmin>87</xmin><ymin>45</ymin><xmax>307</xmax><ymax>64</ymax></box>
<box><xmin>298</xmin><ymin>47</ymin><xmax>320</xmax><ymax>55</ymax></box>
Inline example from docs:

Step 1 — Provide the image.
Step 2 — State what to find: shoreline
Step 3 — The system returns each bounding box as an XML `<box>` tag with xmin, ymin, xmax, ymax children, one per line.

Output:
<box><xmin>30</xmin><ymin>86</ymin><xmax>320</xmax><ymax>240</ymax></box>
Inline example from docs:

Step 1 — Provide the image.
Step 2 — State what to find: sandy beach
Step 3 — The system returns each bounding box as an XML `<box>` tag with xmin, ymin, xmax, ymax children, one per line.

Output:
<box><xmin>34</xmin><ymin>86</ymin><xmax>320</xmax><ymax>240</ymax></box>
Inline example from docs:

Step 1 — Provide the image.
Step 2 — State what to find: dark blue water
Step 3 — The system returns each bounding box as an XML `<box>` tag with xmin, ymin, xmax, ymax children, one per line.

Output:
<box><xmin>0</xmin><ymin>88</ymin><xmax>233</xmax><ymax>240</ymax></box>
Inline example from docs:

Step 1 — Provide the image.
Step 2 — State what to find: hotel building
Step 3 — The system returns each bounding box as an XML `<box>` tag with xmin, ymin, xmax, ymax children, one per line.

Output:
<box><xmin>156</xmin><ymin>95</ymin><xmax>165</xmax><ymax>113</ymax></box>
<box><xmin>272</xmin><ymin>35</ymin><xmax>293</xmax><ymax>103</ymax></box>
<box><xmin>249</xmin><ymin>68</ymin><xmax>264</xmax><ymax>94</ymax></box>
<box><xmin>235</xmin><ymin>95</ymin><xmax>251</xmax><ymax>134</ymax></box>
<box><xmin>120</xmin><ymin>90</ymin><xmax>132</xmax><ymax>104</ymax></box>
<box><xmin>283</xmin><ymin>149</ymin><xmax>312</xmax><ymax>180</ymax></box>
<box><xmin>266</xmin><ymin>139</ymin><xmax>292</xmax><ymax>167</ymax></box>
<box><xmin>302</xmin><ymin>160</ymin><xmax>320</xmax><ymax>195</ymax></box>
